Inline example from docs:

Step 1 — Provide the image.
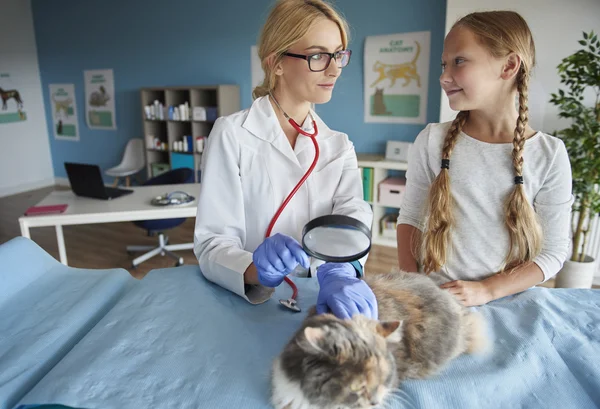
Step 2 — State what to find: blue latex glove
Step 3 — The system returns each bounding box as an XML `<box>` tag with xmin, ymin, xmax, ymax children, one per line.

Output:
<box><xmin>316</xmin><ymin>262</ymin><xmax>378</xmax><ymax>320</ymax></box>
<box><xmin>252</xmin><ymin>233</ymin><xmax>310</xmax><ymax>287</ymax></box>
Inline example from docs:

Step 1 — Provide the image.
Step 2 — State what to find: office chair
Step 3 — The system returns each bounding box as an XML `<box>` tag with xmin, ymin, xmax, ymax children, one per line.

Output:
<box><xmin>127</xmin><ymin>167</ymin><xmax>195</xmax><ymax>268</ymax></box>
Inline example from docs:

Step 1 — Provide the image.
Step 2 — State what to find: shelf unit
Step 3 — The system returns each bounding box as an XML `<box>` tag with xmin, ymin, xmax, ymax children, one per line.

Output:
<box><xmin>140</xmin><ymin>85</ymin><xmax>240</xmax><ymax>183</ymax></box>
<box><xmin>357</xmin><ymin>154</ymin><xmax>408</xmax><ymax>248</ymax></box>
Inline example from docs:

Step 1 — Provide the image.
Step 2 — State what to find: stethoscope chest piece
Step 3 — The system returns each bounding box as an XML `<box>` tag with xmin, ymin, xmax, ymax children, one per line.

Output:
<box><xmin>150</xmin><ymin>191</ymin><xmax>195</xmax><ymax>206</ymax></box>
<box><xmin>279</xmin><ymin>298</ymin><xmax>301</xmax><ymax>312</ymax></box>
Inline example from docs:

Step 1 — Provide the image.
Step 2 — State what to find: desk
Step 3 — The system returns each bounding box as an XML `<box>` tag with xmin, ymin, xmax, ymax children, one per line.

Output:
<box><xmin>18</xmin><ymin>184</ymin><xmax>199</xmax><ymax>265</ymax></box>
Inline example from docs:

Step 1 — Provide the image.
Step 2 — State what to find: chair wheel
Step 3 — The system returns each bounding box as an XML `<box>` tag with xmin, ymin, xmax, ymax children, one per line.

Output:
<box><xmin>131</xmin><ymin>263</ymin><xmax>137</xmax><ymax>270</ymax></box>
<box><xmin>175</xmin><ymin>260</ymin><xmax>183</xmax><ymax>267</ymax></box>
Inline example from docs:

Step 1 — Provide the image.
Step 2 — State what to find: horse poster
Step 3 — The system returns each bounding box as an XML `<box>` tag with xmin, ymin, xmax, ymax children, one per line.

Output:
<box><xmin>49</xmin><ymin>84</ymin><xmax>79</xmax><ymax>141</ymax></box>
<box><xmin>0</xmin><ymin>71</ymin><xmax>26</xmax><ymax>124</ymax></box>
<box><xmin>84</xmin><ymin>69</ymin><xmax>116</xmax><ymax>130</ymax></box>
<box><xmin>364</xmin><ymin>31</ymin><xmax>430</xmax><ymax>124</ymax></box>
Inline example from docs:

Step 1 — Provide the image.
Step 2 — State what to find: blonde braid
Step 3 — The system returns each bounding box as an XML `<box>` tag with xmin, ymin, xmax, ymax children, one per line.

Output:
<box><xmin>422</xmin><ymin>110</ymin><xmax>469</xmax><ymax>274</ymax></box>
<box><xmin>502</xmin><ymin>67</ymin><xmax>543</xmax><ymax>267</ymax></box>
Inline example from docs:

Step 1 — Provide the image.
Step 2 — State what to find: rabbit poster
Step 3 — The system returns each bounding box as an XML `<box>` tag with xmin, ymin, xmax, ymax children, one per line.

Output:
<box><xmin>364</xmin><ymin>31</ymin><xmax>430</xmax><ymax>124</ymax></box>
<box><xmin>49</xmin><ymin>83</ymin><xmax>79</xmax><ymax>141</ymax></box>
<box><xmin>84</xmin><ymin>69</ymin><xmax>116</xmax><ymax>130</ymax></box>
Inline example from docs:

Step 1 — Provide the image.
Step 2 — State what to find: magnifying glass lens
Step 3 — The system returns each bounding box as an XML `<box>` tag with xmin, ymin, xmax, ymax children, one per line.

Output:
<box><xmin>302</xmin><ymin>215</ymin><xmax>372</xmax><ymax>262</ymax></box>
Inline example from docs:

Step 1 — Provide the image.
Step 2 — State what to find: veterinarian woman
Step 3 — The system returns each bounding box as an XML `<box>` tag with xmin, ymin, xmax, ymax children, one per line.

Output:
<box><xmin>193</xmin><ymin>0</ymin><xmax>377</xmax><ymax>320</ymax></box>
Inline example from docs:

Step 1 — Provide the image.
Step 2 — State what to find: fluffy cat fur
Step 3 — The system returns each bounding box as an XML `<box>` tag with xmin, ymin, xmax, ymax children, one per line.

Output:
<box><xmin>271</xmin><ymin>271</ymin><xmax>488</xmax><ymax>409</ymax></box>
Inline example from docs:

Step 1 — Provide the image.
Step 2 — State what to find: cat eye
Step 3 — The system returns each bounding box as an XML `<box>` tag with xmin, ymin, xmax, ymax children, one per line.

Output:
<box><xmin>344</xmin><ymin>392</ymin><xmax>360</xmax><ymax>404</ymax></box>
<box><xmin>283</xmin><ymin>50</ymin><xmax>352</xmax><ymax>72</ymax></box>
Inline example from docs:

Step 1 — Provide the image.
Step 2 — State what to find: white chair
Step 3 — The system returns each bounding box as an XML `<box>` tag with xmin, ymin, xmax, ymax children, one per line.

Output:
<box><xmin>106</xmin><ymin>138</ymin><xmax>145</xmax><ymax>187</ymax></box>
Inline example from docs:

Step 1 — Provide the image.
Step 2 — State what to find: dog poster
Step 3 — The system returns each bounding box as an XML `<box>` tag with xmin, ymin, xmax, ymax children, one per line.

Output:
<box><xmin>84</xmin><ymin>69</ymin><xmax>116</xmax><ymax>130</ymax></box>
<box><xmin>0</xmin><ymin>71</ymin><xmax>26</xmax><ymax>124</ymax></box>
<box><xmin>364</xmin><ymin>31</ymin><xmax>430</xmax><ymax>124</ymax></box>
<box><xmin>49</xmin><ymin>84</ymin><xmax>79</xmax><ymax>141</ymax></box>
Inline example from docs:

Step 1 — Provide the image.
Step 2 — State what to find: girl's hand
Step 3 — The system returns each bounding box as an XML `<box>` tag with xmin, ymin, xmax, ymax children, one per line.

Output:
<box><xmin>440</xmin><ymin>280</ymin><xmax>492</xmax><ymax>306</ymax></box>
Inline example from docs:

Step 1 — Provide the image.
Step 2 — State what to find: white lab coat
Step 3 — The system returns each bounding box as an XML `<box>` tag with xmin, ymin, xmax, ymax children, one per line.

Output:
<box><xmin>193</xmin><ymin>96</ymin><xmax>373</xmax><ymax>304</ymax></box>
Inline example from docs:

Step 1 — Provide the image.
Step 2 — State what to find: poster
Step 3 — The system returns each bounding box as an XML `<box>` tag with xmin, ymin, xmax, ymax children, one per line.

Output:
<box><xmin>84</xmin><ymin>69</ymin><xmax>116</xmax><ymax>129</ymax></box>
<box><xmin>364</xmin><ymin>31</ymin><xmax>430</xmax><ymax>124</ymax></box>
<box><xmin>251</xmin><ymin>45</ymin><xmax>264</xmax><ymax>98</ymax></box>
<box><xmin>0</xmin><ymin>71</ymin><xmax>27</xmax><ymax>124</ymax></box>
<box><xmin>49</xmin><ymin>84</ymin><xmax>79</xmax><ymax>141</ymax></box>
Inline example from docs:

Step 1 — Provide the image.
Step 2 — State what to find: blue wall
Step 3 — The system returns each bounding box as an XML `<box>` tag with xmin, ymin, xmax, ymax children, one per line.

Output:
<box><xmin>31</xmin><ymin>0</ymin><xmax>446</xmax><ymax>180</ymax></box>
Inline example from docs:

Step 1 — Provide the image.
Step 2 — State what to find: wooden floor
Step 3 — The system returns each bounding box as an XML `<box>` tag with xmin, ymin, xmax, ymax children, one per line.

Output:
<box><xmin>0</xmin><ymin>185</ymin><xmax>400</xmax><ymax>279</ymax></box>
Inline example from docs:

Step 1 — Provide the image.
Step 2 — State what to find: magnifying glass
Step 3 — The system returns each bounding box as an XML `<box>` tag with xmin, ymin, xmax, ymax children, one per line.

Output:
<box><xmin>302</xmin><ymin>214</ymin><xmax>372</xmax><ymax>262</ymax></box>
<box><xmin>279</xmin><ymin>215</ymin><xmax>372</xmax><ymax>312</ymax></box>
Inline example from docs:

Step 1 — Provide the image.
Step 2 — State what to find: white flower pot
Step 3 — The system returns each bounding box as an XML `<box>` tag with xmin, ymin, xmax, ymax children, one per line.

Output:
<box><xmin>555</xmin><ymin>256</ymin><xmax>596</xmax><ymax>289</ymax></box>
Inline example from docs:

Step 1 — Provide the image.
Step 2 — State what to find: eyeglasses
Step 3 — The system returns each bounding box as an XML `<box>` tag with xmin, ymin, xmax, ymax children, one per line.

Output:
<box><xmin>282</xmin><ymin>50</ymin><xmax>352</xmax><ymax>72</ymax></box>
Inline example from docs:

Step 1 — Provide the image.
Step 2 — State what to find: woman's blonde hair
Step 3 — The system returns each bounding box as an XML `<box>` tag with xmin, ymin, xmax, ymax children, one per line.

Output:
<box><xmin>422</xmin><ymin>11</ymin><xmax>543</xmax><ymax>274</ymax></box>
<box><xmin>252</xmin><ymin>0</ymin><xmax>349</xmax><ymax>99</ymax></box>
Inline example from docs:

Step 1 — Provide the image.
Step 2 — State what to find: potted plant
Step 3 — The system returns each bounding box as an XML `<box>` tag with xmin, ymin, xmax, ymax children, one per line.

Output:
<box><xmin>550</xmin><ymin>31</ymin><xmax>600</xmax><ymax>288</ymax></box>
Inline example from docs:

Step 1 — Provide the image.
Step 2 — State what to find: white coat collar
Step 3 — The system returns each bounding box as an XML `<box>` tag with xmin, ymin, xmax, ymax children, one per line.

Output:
<box><xmin>242</xmin><ymin>96</ymin><xmax>335</xmax><ymax>166</ymax></box>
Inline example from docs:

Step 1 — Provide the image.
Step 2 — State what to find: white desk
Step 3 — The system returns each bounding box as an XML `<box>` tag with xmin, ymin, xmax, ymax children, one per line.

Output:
<box><xmin>18</xmin><ymin>184</ymin><xmax>199</xmax><ymax>265</ymax></box>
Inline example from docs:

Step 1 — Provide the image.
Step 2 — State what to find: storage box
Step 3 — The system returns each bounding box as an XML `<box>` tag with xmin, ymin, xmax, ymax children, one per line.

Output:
<box><xmin>385</xmin><ymin>141</ymin><xmax>413</xmax><ymax>162</ymax></box>
<box><xmin>378</xmin><ymin>177</ymin><xmax>406</xmax><ymax>207</ymax></box>
<box><xmin>170</xmin><ymin>152</ymin><xmax>194</xmax><ymax>171</ymax></box>
<box><xmin>151</xmin><ymin>162</ymin><xmax>170</xmax><ymax>177</ymax></box>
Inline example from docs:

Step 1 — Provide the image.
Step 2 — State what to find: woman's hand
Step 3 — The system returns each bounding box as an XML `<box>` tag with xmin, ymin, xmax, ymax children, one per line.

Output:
<box><xmin>440</xmin><ymin>280</ymin><xmax>492</xmax><ymax>307</ymax></box>
<box><xmin>252</xmin><ymin>233</ymin><xmax>309</xmax><ymax>287</ymax></box>
<box><xmin>316</xmin><ymin>263</ymin><xmax>378</xmax><ymax>319</ymax></box>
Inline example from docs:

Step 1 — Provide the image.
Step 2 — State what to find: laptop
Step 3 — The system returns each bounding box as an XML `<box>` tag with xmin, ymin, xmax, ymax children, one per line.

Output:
<box><xmin>64</xmin><ymin>162</ymin><xmax>134</xmax><ymax>200</ymax></box>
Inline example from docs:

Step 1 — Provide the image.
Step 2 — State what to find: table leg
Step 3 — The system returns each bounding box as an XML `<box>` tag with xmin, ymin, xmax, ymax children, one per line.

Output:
<box><xmin>56</xmin><ymin>225</ymin><xmax>68</xmax><ymax>265</ymax></box>
<box><xmin>19</xmin><ymin>220</ymin><xmax>31</xmax><ymax>238</ymax></box>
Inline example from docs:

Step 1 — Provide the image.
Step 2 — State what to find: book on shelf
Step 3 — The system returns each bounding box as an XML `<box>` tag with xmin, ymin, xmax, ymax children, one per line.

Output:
<box><xmin>361</xmin><ymin>167</ymin><xmax>374</xmax><ymax>202</ymax></box>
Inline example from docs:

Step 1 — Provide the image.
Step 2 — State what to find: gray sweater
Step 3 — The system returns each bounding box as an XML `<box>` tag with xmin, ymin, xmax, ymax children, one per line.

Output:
<box><xmin>397</xmin><ymin>122</ymin><xmax>573</xmax><ymax>283</ymax></box>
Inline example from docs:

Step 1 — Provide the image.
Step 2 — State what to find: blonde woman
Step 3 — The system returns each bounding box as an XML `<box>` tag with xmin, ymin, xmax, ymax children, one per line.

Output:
<box><xmin>194</xmin><ymin>0</ymin><xmax>376</xmax><ymax>319</ymax></box>
<box><xmin>397</xmin><ymin>11</ymin><xmax>573</xmax><ymax>306</ymax></box>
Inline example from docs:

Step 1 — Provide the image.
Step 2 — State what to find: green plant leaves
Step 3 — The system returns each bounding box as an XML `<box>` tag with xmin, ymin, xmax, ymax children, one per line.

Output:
<box><xmin>550</xmin><ymin>30</ymin><xmax>600</xmax><ymax>259</ymax></box>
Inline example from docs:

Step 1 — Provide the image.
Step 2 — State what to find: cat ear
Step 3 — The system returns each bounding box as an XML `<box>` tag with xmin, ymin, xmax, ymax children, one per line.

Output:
<box><xmin>376</xmin><ymin>321</ymin><xmax>403</xmax><ymax>343</ymax></box>
<box><xmin>302</xmin><ymin>326</ymin><xmax>326</xmax><ymax>353</ymax></box>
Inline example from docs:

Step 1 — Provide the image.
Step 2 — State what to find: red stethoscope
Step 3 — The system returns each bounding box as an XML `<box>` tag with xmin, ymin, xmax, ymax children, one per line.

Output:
<box><xmin>265</xmin><ymin>93</ymin><xmax>319</xmax><ymax>312</ymax></box>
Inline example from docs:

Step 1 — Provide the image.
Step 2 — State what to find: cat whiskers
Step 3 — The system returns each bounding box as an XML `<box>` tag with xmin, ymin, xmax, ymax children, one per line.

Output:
<box><xmin>379</xmin><ymin>389</ymin><xmax>418</xmax><ymax>409</ymax></box>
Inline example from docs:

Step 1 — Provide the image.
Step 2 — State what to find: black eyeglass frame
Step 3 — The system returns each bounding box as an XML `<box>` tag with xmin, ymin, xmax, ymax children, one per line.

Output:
<box><xmin>282</xmin><ymin>50</ymin><xmax>352</xmax><ymax>72</ymax></box>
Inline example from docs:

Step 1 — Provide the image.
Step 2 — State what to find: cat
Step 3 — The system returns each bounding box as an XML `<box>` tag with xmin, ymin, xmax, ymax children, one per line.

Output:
<box><xmin>0</xmin><ymin>87</ymin><xmax>24</xmax><ymax>110</ymax></box>
<box><xmin>372</xmin><ymin>88</ymin><xmax>391</xmax><ymax>116</ymax></box>
<box><xmin>52</xmin><ymin>95</ymin><xmax>73</xmax><ymax>118</ymax></box>
<box><xmin>370</xmin><ymin>41</ymin><xmax>421</xmax><ymax>89</ymax></box>
<box><xmin>89</xmin><ymin>85</ymin><xmax>110</xmax><ymax>107</ymax></box>
<box><xmin>271</xmin><ymin>270</ymin><xmax>488</xmax><ymax>409</ymax></box>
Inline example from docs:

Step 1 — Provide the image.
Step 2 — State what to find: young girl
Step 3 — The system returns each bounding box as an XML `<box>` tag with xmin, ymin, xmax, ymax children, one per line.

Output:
<box><xmin>396</xmin><ymin>11</ymin><xmax>573</xmax><ymax>307</ymax></box>
<box><xmin>194</xmin><ymin>0</ymin><xmax>377</xmax><ymax>319</ymax></box>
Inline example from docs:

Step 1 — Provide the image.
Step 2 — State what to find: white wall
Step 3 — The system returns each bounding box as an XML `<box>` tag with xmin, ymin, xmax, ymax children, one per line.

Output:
<box><xmin>440</xmin><ymin>0</ymin><xmax>600</xmax><ymax>134</ymax></box>
<box><xmin>0</xmin><ymin>0</ymin><xmax>53</xmax><ymax>198</ymax></box>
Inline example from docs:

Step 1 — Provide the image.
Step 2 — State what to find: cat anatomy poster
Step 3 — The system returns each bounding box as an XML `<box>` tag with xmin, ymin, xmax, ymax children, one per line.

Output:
<box><xmin>84</xmin><ymin>69</ymin><xmax>116</xmax><ymax>130</ymax></box>
<box><xmin>0</xmin><ymin>71</ymin><xmax>27</xmax><ymax>124</ymax></box>
<box><xmin>49</xmin><ymin>84</ymin><xmax>80</xmax><ymax>141</ymax></box>
<box><xmin>364</xmin><ymin>31</ymin><xmax>430</xmax><ymax>124</ymax></box>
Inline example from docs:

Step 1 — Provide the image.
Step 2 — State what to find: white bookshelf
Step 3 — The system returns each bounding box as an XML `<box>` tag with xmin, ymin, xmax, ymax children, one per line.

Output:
<box><xmin>357</xmin><ymin>154</ymin><xmax>408</xmax><ymax>248</ymax></box>
<box><xmin>140</xmin><ymin>85</ymin><xmax>240</xmax><ymax>183</ymax></box>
